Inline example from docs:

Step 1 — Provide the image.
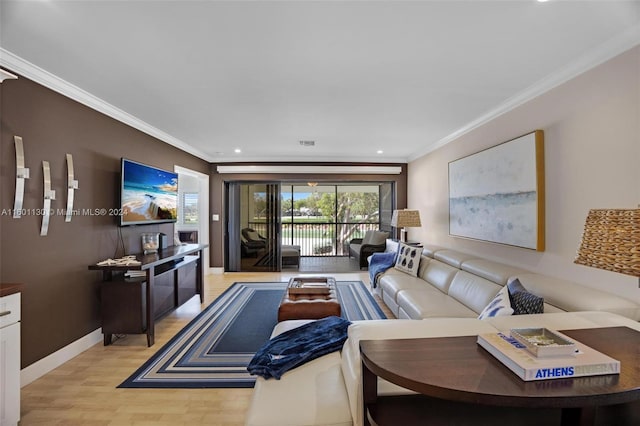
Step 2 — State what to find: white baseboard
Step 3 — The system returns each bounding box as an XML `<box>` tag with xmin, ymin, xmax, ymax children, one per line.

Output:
<box><xmin>21</xmin><ymin>328</ymin><xmax>103</xmax><ymax>387</ymax></box>
<box><xmin>21</xmin><ymin>270</ymin><xmax>224</xmax><ymax>387</ymax></box>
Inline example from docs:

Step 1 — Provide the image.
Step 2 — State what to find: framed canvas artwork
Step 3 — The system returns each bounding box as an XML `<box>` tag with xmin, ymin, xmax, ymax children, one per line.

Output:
<box><xmin>448</xmin><ymin>130</ymin><xmax>545</xmax><ymax>251</ymax></box>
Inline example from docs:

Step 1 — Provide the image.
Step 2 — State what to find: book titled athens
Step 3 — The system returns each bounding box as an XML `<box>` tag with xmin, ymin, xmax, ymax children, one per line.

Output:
<box><xmin>477</xmin><ymin>331</ymin><xmax>620</xmax><ymax>381</ymax></box>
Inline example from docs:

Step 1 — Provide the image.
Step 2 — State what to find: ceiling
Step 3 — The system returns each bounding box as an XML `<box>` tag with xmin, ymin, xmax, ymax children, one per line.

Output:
<box><xmin>1</xmin><ymin>1</ymin><xmax>639</xmax><ymax>164</ymax></box>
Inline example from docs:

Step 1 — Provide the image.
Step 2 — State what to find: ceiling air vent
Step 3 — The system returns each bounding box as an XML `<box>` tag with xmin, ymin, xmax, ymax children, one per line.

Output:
<box><xmin>299</xmin><ymin>140</ymin><xmax>315</xmax><ymax>147</ymax></box>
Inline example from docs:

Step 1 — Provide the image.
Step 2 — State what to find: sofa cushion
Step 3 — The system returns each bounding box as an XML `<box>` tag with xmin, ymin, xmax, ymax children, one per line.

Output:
<box><xmin>246</xmin><ymin>319</ymin><xmax>353</xmax><ymax>426</ymax></box>
<box><xmin>246</xmin><ymin>230</ymin><xmax>261</xmax><ymax>241</ymax></box>
<box><xmin>379</xmin><ymin>274</ymin><xmax>433</xmax><ymax>304</ymax></box>
<box><xmin>486</xmin><ymin>311</ymin><xmax>640</xmax><ymax>334</ymax></box>
<box><xmin>246</xmin><ymin>352</ymin><xmax>352</xmax><ymax>426</ymax></box>
<box><xmin>420</xmin><ymin>244</ymin><xmax>443</xmax><ymax>258</ymax></box>
<box><xmin>433</xmin><ymin>249</ymin><xmax>476</xmax><ymax>268</ymax></box>
<box><xmin>461</xmin><ymin>258</ymin><xmax>527</xmax><ymax>286</ymax></box>
<box><xmin>507</xmin><ymin>278</ymin><xmax>544</xmax><ymax>315</ymax></box>
<box><xmin>512</xmin><ymin>273</ymin><xmax>640</xmax><ymax>320</ymax></box>
<box><xmin>447</xmin><ymin>271</ymin><xmax>503</xmax><ymax>314</ymax></box>
<box><xmin>419</xmin><ymin>259</ymin><xmax>458</xmax><ymax>293</ymax></box>
<box><xmin>478</xmin><ymin>286</ymin><xmax>514</xmax><ymax>320</ymax></box>
<box><xmin>362</xmin><ymin>230</ymin><xmax>388</xmax><ymax>246</ymax></box>
<box><xmin>394</xmin><ymin>243</ymin><xmax>421</xmax><ymax>276</ymax></box>
<box><xmin>397</xmin><ymin>289</ymin><xmax>478</xmax><ymax>319</ymax></box>
<box><xmin>379</xmin><ymin>269</ymin><xmax>432</xmax><ymax>316</ymax></box>
<box><xmin>271</xmin><ymin>319</ymin><xmax>316</xmax><ymax>337</ymax></box>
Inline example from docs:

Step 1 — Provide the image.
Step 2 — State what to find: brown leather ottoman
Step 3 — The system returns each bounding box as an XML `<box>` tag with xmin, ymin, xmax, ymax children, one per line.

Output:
<box><xmin>277</xmin><ymin>277</ymin><xmax>341</xmax><ymax>321</ymax></box>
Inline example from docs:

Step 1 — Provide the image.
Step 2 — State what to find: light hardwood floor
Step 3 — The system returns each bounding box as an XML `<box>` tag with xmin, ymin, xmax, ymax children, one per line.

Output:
<box><xmin>21</xmin><ymin>271</ymin><xmax>379</xmax><ymax>425</ymax></box>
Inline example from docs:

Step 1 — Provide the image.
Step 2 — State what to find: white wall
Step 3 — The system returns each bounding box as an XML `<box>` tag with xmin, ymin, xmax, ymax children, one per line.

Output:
<box><xmin>408</xmin><ymin>45</ymin><xmax>640</xmax><ymax>304</ymax></box>
<box><xmin>175</xmin><ymin>166</ymin><xmax>210</xmax><ymax>271</ymax></box>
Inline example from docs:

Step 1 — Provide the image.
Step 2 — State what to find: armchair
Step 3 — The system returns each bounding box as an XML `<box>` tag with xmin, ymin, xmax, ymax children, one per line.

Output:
<box><xmin>241</xmin><ymin>228</ymin><xmax>267</xmax><ymax>257</ymax></box>
<box><xmin>348</xmin><ymin>230</ymin><xmax>389</xmax><ymax>269</ymax></box>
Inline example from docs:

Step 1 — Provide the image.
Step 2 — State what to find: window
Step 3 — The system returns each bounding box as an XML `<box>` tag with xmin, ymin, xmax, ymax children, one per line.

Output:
<box><xmin>182</xmin><ymin>192</ymin><xmax>199</xmax><ymax>225</ymax></box>
<box><xmin>280</xmin><ymin>183</ymin><xmax>381</xmax><ymax>255</ymax></box>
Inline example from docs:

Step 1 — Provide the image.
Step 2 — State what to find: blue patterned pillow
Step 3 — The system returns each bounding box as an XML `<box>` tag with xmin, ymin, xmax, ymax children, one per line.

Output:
<box><xmin>478</xmin><ymin>286</ymin><xmax>514</xmax><ymax>320</ymax></box>
<box><xmin>507</xmin><ymin>278</ymin><xmax>544</xmax><ymax>315</ymax></box>
<box><xmin>394</xmin><ymin>243</ymin><xmax>421</xmax><ymax>276</ymax></box>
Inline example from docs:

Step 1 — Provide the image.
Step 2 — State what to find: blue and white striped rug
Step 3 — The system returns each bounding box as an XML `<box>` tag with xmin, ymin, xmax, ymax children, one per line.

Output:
<box><xmin>119</xmin><ymin>281</ymin><xmax>386</xmax><ymax>388</ymax></box>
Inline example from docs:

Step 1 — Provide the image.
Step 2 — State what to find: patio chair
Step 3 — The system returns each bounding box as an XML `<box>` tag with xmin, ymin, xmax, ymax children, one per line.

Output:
<box><xmin>241</xmin><ymin>228</ymin><xmax>267</xmax><ymax>257</ymax></box>
<box><xmin>348</xmin><ymin>230</ymin><xmax>389</xmax><ymax>269</ymax></box>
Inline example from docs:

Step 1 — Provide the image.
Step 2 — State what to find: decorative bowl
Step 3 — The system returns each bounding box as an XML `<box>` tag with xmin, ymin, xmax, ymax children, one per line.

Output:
<box><xmin>510</xmin><ymin>328</ymin><xmax>576</xmax><ymax>358</ymax></box>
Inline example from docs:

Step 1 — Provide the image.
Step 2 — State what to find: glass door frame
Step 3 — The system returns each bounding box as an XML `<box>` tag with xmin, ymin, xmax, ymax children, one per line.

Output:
<box><xmin>224</xmin><ymin>181</ymin><xmax>281</xmax><ymax>272</ymax></box>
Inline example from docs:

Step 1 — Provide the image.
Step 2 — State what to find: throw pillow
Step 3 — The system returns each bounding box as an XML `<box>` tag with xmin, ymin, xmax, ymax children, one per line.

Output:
<box><xmin>247</xmin><ymin>231</ymin><xmax>260</xmax><ymax>241</ymax></box>
<box><xmin>478</xmin><ymin>286</ymin><xmax>514</xmax><ymax>320</ymax></box>
<box><xmin>394</xmin><ymin>243</ymin><xmax>421</xmax><ymax>276</ymax></box>
<box><xmin>361</xmin><ymin>231</ymin><xmax>374</xmax><ymax>245</ymax></box>
<box><xmin>368</xmin><ymin>231</ymin><xmax>389</xmax><ymax>246</ymax></box>
<box><xmin>507</xmin><ymin>278</ymin><xmax>544</xmax><ymax>315</ymax></box>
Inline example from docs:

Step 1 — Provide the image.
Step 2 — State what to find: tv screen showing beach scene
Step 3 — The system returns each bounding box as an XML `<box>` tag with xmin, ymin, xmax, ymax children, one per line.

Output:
<box><xmin>120</xmin><ymin>159</ymin><xmax>178</xmax><ymax>226</ymax></box>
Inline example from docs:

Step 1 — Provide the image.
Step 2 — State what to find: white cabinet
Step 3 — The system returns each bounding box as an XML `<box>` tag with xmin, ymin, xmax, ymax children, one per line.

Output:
<box><xmin>0</xmin><ymin>292</ymin><xmax>20</xmax><ymax>426</ymax></box>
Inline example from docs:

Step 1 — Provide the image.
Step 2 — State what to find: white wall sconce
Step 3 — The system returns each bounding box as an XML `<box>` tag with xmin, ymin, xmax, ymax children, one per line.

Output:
<box><xmin>13</xmin><ymin>136</ymin><xmax>30</xmax><ymax>218</ymax></box>
<box><xmin>40</xmin><ymin>161</ymin><xmax>56</xmax><ymax>236</ymax></box>
<box><xmin>65</xmin><ymin>154</ymin><xmax>79</xmax><ymax>222</ymax></box>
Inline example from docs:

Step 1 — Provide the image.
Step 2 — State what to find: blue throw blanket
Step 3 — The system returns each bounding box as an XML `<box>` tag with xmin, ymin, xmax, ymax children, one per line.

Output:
<box><xmin>247</xmin><ymin>316</ymin><xmax>351</xmax><ymax>380</ymax></box>
<box><xmin>369</xmin><ymin>251</ymin><xmax>397</xmax><ymax>288</ymax></box>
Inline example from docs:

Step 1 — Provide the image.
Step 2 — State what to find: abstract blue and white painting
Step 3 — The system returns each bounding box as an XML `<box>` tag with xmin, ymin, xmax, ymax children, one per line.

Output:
<box><xmin>448</xmin><ymin>131</ymin><xmax>544</xmax><ymax>250</ymax></box>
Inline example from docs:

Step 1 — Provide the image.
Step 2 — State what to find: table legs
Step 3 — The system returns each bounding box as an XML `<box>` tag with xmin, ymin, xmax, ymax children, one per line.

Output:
<box><xmin>145</xmin><ymin>268</ymin><xmax>155</xmax><ymax>347</ymax></box>
<box><xmin>362</xmin><ymin>360</ymin><xmax>378</xmax><ymax>426</ymax></box>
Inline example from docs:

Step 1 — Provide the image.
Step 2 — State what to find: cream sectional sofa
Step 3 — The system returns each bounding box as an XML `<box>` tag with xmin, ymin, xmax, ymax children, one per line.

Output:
<box><xmin>245</xmin><ymin>242</ymin><xmax>640</xmax><ymax>426</ymax></box>
<box><xmin>377</xmin><ymin>240</ymin><xmax>640</xmax><ymax>322</ymax></box>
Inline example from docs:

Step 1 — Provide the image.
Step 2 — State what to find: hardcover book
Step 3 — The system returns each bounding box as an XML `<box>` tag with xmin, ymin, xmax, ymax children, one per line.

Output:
<box><xmin>477</xmin><ymin>331</ymin><xmax>620</xmax><ymax>381</ymax></box>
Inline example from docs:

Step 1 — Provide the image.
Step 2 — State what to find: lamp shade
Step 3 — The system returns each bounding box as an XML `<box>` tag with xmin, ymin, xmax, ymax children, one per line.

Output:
<box><xmin>574</xmin><ymin>209</ymin><xmax>640</xmax><ymax>277</ymax></box>
<box><xmin>391</xmin><ymin>209</ymin><xmax>422</xmax><ymax>228</ymax></box>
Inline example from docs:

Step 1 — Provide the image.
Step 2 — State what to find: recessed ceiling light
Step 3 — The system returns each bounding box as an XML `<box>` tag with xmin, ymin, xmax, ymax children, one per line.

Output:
<box><xmin>376</xmin><ymin>150</ymin><xmax>384</xmax><ymax>154</ymax></box>
<box><xmin>234</xmin><ymin>148</ymin><xmax>242</xmax><ymax>153</ymax></box>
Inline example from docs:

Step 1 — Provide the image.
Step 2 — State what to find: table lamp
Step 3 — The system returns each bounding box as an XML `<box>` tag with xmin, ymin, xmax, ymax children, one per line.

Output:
<box><xmin>574</xmin><ymin>209</ymin><xmax>640</xmax><ymax>287</ymax></box>
<box><xmin>391</xmin><ymin>209</ymin><xmax>422</xmax><ymax>243</ymax></box>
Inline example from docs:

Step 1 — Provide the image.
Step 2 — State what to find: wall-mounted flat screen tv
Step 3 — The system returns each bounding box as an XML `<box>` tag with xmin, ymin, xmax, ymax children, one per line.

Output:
<box><xmin>120</xmin><ymin>158</ymin><xmax>178</xmax><ymax>226</ymax></box>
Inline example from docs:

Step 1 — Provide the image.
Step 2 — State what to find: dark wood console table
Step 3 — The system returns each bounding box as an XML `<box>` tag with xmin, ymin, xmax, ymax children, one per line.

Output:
<box><xmin>89</xmin><ymin>243</ymin><xmax>207</xmax><ymax>347</ymax></box>
<box><xmin>361</xmin><ymin>327</ymin><xmax>640</xmax><ymax>426</ymax></box>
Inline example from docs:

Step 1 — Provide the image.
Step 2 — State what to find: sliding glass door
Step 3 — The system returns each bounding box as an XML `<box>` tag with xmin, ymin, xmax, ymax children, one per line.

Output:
<box><xmin>225</xmin><ymin>182</ymin><xmax>281</xmax><ymax>272</ymax></box>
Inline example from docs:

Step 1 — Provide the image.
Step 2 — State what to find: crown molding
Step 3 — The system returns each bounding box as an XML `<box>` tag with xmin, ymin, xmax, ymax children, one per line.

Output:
<box><xmin>0</xmin><ymin>48</ymin><xmax>212</xmax><ymax>162</ymax></box>
<box><xmin>408</xmin><ymin>23</ymin><xmax>640</xmax><ymax>162</ymax></box>
<box><xmin>0</xmin><ymin>68</ymin><xmax>18</xmax><ymax>82</ymax></box>
<box><xmin>3</xmin><ymin>16</ymin><xmax>638</xmax><ymax>167</ymax></box>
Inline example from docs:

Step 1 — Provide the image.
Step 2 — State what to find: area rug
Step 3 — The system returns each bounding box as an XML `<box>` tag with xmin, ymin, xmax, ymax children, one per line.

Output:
<box><xmin>119</xmin><ymin>281</ymin><xmax>386</xmax><ymax>388</ymax></box>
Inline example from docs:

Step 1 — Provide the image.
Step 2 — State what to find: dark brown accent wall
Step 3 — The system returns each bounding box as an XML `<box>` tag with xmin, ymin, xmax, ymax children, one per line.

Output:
<box><xmin>0</xmin><ymin>71</ymin><xmax>209</xmax><ymax>367</ymax></box>
<box><xmin>208</xmin><ymin>162</ymin><xmax>407</xmax><ymax>267</ymax></box>
<box><xmin>0</xmin><ymin>70</ymin><xmax>408</xmax><ymax>368</ymax></box>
